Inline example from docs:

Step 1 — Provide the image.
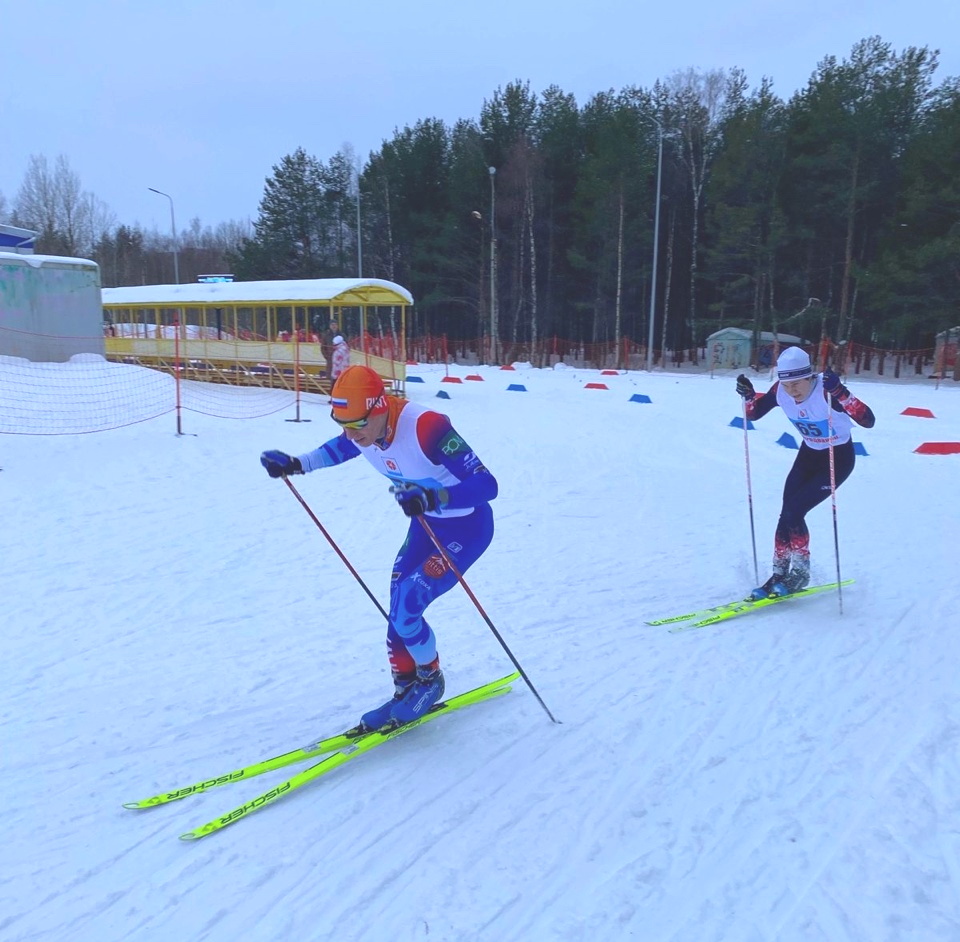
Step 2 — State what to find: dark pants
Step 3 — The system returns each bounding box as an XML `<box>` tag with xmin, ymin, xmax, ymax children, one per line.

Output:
<box><xmin>775</xmin><ymin>441</ymin><xmax>855</xmax><ymax>556</ymax></box>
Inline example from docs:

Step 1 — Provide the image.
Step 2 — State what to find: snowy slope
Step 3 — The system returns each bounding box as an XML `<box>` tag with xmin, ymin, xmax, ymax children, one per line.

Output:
<box><xmin>2</xmin><ymin>363</ymin><xmax>959</xmax><ymax>942</ymax></box>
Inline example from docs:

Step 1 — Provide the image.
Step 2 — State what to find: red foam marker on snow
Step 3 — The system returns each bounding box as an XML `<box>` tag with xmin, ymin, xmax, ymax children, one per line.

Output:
<box><xmin>914</xmin><ymin>442</ymin><xmax>960</xmax><ymax>455</ymax></box>
<box><xmin>441</xmin><ymin>375</ymin><xmax>463</xmax><ymax>383</ymax></box>
<box><xmin>601</xmin><ymin>369</ymin><xmax>619</xmax><ymax>375</ymax></box>
<box><xmin>500</xmin><ymin>365</ymin><xmax>516</xmax><ymax>370</ymax></box>
<box><xmin>465</xmin><ymin>374</ymin><xmax>483</xmax><ymax>381</ymax></box>
<box><xmin>585</xmin><ymin>382</ymin><xmax>609</xmax><ymax>390</ymax></box>
<box><xmin>901</xmin><ymin>407</ymin><xmax>935</xmax><ymax>418</ymax></box>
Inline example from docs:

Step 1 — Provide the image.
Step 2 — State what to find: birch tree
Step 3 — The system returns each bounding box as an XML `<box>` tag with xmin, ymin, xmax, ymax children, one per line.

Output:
<box><xmin>13</xmin><ymin>154</ymin><xmax>113</xmax><ymax>256</ymax></box>
<box><xmin>665</xmin><ymin>68</ymin><xmax>743</xmax><ymax>357</ymax></box>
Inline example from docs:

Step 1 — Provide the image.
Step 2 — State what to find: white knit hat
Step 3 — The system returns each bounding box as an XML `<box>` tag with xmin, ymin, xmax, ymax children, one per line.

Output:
<box><xmin>333</xmin><ymin>335</ymin><xmax>344</xmax><ymax>345</ymax></box>
<box><xmin>776</xmin><ymin>346</ymin><xmax>813</xmax><ymax>381</ymax></box>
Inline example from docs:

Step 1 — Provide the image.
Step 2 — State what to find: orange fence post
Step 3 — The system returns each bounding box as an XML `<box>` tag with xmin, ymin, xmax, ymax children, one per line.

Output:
<box><xmin>173</xmin><ymin>315</ymin><xmax>183</xmax><ymax>435</ymax></box>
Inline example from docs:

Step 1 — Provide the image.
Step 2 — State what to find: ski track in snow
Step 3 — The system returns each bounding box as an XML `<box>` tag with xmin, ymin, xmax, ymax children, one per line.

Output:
<box><xmin>2</xmin><ymin>364</ymin><xmax>959</xmax><ymax>942</ymax></box>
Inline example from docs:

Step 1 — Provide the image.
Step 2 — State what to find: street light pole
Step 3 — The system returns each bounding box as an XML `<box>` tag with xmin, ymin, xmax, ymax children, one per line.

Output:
<box><xmin>355</xmin><ymin>160</ymin><xmax>363</xmax><ymax>277</ymax></box>
<box><xmin>148</xmin><ymin>187</ymin><xmax>180</xmax><ymax>284</ymax></box>
<box><xmin>646</xmin><ymin>119</ymin><xmax>663</xmax><ymax>372</ymax></box>
<box><xmin>488</xmin><ymin>166</ymin><xmax>497</xmax><ymax>365</ymax></box>
<box><xmin>470</xmin><ymin>210</ymin><xmax>485</xmax><ymax>343</ymax></box>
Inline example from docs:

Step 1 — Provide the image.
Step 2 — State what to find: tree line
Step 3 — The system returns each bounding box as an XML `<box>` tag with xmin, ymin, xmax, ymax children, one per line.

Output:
<box><xmin>3</xmin><ymin>36</ymin><xmax>958</xmax><ymax>353</ymax></box>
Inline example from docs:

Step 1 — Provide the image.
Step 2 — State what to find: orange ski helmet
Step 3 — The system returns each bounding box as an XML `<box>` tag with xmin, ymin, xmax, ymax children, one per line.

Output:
<box><xmin>330</xmin><ymin>365</ymin><xmax>388</xmax><ymax>423</ymax></box>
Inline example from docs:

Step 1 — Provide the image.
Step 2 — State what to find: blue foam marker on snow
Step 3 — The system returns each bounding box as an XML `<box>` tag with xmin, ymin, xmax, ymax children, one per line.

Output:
<box><xmin>776</xmin><ymin>432</ymin><xmax>799</xmax><ymax>449</ymax></box>
<box><xmin>407</xmin><ymin>375</ymin><xmax>425</xmax><ymax>382</ymax></box>
<box><xmin>507</xmin><ymin>383</ymin><xmax>527</xmax><ymax>392</ymax></box>
<box><xmin>435</xmin><ymin>390</ymin><xmax>451</xmax><ymax>399</ymax></box>
<box><xmin>853</xmin><ymin>441</ymin><xmax>869</xmax><ymax>456</ymax></box>
<box><xmin>629</xmin><ymin>393</ymin><xmax>652</xmax><ymax>403</ymax></box>
<box><xmin>729</xmin><ymin>416</ymin><xmax>755</xmax><ymax>430</ymax></box>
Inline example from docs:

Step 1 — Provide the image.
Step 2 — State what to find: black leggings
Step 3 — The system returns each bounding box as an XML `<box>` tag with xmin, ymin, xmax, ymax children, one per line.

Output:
<box><xmin>776</xmin><ymin>440</ymin><xmax>855</xmax><ymax>543</ymax></box>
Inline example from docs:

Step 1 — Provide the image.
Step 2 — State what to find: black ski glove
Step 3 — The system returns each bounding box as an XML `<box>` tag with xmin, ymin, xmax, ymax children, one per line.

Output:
<box><xmin>822</xmin><ymin>369</ymin><xmax>848</xmax><ymax>399</ymax></box>
<box><xmin>260</xmin><ymin>450</ymin><xmax>303</xmax><ymax>478</ymax></box>
<box><xmin>390</xmin><ymin>482</ymin><xmax>443</xmax><ymax>517</ymax></box>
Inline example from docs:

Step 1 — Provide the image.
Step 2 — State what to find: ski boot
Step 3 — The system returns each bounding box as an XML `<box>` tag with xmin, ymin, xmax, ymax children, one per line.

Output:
<box><xmin>390</xmin><ymin>659</ymin><xmax>445</xmax><ymax>726</ymax></box>
<box><xmin>750</xmin><ymin>574</ymin><xmax>791</xmax><ymax>600</ymax></box>
<box><xmin>784</xmin><ymin>557</ymin><xmax>810</xmax><ymax>593</ymax></box>
<box><xmin>354</xmin><ymin>671</ymin><xmax>416</xmax><ymax>734</ymax></box>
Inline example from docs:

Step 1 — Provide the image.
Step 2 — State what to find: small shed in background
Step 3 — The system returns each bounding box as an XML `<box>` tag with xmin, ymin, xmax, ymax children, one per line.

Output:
<box><xmin>0</xmin><ymin>250</ymin><xmax>104</xmax><ymax>361</ymax></box>
<box><xmin>707</xmin><ymin>328</ymin><xmax>803</xmax><ymax>370</ymax></box>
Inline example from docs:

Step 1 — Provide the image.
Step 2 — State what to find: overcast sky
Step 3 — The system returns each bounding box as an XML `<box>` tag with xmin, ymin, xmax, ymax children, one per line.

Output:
<box><xmin>2</xmin><ymin>0</ymin><xmax>957</xmax><ymax>235</ymax></box>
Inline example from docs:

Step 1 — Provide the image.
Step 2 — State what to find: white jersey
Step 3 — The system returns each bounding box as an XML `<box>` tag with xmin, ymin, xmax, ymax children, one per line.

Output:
<box><xmin>776</xmin><ymin>375</ymin><xmax>853</xmax><ymax>450</ymax></box>
<box><xmin>354</xmin><ymin>401</ymin><xmax>471</xmax><ymax>518</ymax></box>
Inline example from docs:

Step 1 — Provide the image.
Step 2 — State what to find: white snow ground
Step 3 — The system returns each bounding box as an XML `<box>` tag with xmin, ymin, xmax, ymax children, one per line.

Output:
<box><xmin>2</xmin><ymin>361</ymin><xmax>959</xmax><ymax>942</ymax></box>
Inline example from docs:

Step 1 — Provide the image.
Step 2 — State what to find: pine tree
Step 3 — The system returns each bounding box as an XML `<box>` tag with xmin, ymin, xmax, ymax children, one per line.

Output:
<box><xmin>234</xmin><ymin>147</ymin><xmax>325</xmax><ymax>279</ymax></box>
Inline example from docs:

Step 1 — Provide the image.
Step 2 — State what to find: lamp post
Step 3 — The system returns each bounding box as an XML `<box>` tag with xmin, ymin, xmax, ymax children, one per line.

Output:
<box><xmin>488</xmin><ymin>166</ymin><xmax>498</xmax><ymax>365</ymax></box>
<box><xmin>646</xmin><ymin>118</ymin><xmax>663</xmax><ymax>372</ymax></box>
<box><xmin>148</xmin><ymin>187</ymin><xmax>180</xmax><ymax>284</ymax></box>
<box><xmin>470</xmin><ymin>210</ymin><xmax>485</xmax><ymax>342</ymax></box>
<box><xmin>355</xmin><ymin>160</ymin><xmax>363</xmax><ymax>277</ymax></box>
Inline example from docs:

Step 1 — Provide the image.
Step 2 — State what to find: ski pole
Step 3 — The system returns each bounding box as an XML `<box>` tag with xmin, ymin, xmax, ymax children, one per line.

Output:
<box><xmin>283</xmin><ymin>476</ymin><xmax>389</xmax><ymax>622</ymax></box>
<box><xmin>742</xmin><ymin>397</ymin><xmax>760</xmax><ymax>585</ymax></box>
<box><xmin>415</xmin><ymin>514</ymin><xmax>560</xmax><ymax>725</ymax></box>
<box><xmin>824</xmin><ymin>382</ymin><xmax>844</xmax><ymax>614</ymax></box>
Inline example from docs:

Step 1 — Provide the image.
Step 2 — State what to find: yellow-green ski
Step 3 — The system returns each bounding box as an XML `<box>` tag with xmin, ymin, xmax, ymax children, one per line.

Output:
<box><xmin>179</xmin><ymin>673</ymin><xmax>519</xmax><ymax>841</ymax></box>
<box><xmin>669</xmin><ymin>580</ymin><xmax>854</xmax><ymax>631</ymax></box>
<box><xmin>124</xmin><ymin>672</ymin><xmax>519</xmax><ymax>812</ymax></box>
<box><xmin>123</xmin><ymin>730</ymin><xmax>365</xmax><ymax>810</ymax></box>
<box><xmin>647</xmin><ymin>580</ymin><xmax>854</xmax><ymax>628</ymax></box>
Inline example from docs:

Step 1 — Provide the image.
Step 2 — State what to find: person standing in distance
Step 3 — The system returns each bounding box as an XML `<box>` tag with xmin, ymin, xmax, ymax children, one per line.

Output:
<box><xmin>319</xmin><ymin>319</ymin><xmax>338</xmax><ymax>381</ymax></box>
<box><xmin>260</xmin><ymin>365</ymin><xmax>498</xmax><ymax>730</ymax></box>
<box><xmin>736</xmin><ymin>347</ymin><xmax>875</xmax><ymax>599</ymax></box>
<box><xmin>330</xmin><ymin>334</ymin><xmax>350</xmax><ymax>383</ymax></box>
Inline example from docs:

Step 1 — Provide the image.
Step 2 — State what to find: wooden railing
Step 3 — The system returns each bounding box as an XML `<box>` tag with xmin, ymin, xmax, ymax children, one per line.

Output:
<box><xmin>103</xmin><ymin>337</ymin><xmax>406</xmax><ymax>393</ymax></box>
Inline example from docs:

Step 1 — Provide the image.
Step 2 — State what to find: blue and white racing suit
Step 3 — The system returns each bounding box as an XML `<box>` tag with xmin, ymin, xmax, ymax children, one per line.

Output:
<box><xmin>298</xmin><ymin>398</ymin><xmax>497</xmax><ymax>674</ymax></box>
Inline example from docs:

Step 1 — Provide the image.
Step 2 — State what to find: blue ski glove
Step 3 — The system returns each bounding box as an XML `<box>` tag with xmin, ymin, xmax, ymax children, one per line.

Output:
<box><xmin>260</xmin><ymin>450</ymin><xmax>303</xmax><ymax>478</ymax></box>
<box><xmin>390</xmin><ymin>482</ymin><xmax>443</xmax><ymax>517</ymax></box>
<box><xmin>736</xmin><ymin>374</ymin><xmax>755</xmax><ymax>399</ymax></box>
<box><xmin>821</xmin><ymin>369</ymin><xmax>847</xmax><ymax>398</ymax></box>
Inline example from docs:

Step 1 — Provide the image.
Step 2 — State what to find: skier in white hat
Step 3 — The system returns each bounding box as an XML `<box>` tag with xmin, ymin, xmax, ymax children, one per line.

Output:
<box><xmin>735</xmin><ymin>347</ymin><xmax>875</xmax><ymax>599</ymax></box>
